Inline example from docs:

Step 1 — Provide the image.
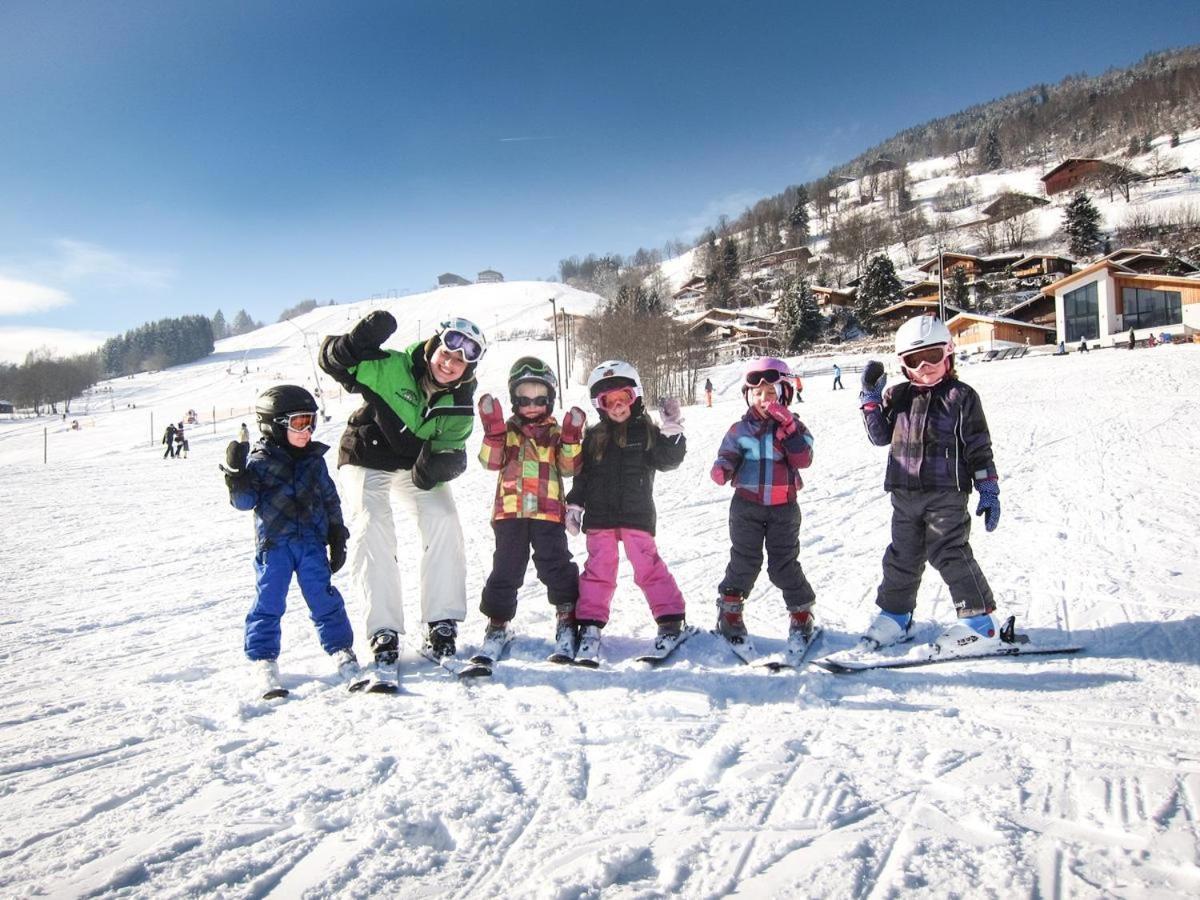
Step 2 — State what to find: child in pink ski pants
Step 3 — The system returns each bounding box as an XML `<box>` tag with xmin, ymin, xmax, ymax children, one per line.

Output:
<box><xmin>576</xmin><ymin>528</ymin><xmax>685</xmax><ymax>623</ymax></box>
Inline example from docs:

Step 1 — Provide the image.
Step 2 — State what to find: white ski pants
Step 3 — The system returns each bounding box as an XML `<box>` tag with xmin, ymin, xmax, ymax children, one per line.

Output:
<box><xmin>339</xmin><ymin>464</ymin><xmax>467</xmax><ymax>637</ymax></box>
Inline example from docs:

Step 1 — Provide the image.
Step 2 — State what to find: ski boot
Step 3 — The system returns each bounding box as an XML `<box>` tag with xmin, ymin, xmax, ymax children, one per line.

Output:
<box><xmin>574</xmin><ymin>624</ymin><xmax>602</xmax><ymax>668</ymax></box>
<box><xmin>472</xmin><ymin>619</ymin><xmax>513</xmax><ymax>665</ymax></box>
<box><xmin>332</xmin><ymin>647</ymin><xmax>360</xmax><ymax>681</ymax></box>
<box><xmin>350</xmin><ymin>629</ymin><xmax>400</xmax><ymax>693</ymax></box>
<box><xmin>716</xmin><ymin>593</ymin><xmax>749</xmax><ymax>645</ymax></box>
<box><xmin>424</xmin><ymin>620</ymin><xmax>458</xmax><ymax>659</ymax></box>
<box><xmin>255</xmin><ymin>659</ymin><xmax>288</xmax><ymax>700</ymax></box>
<box><xmin>787</xmin><ymin>609</ymin><xmax>816</xmax><ymax>652</ymax></box>
<box><xmin>860</xmin><ymin>610</ymin><xmax>914</xmax><ymax>650</ymax></box>
<box><xmin>549</xmin><ymin>602</ymin><xmax>578</xmax><ymax>663</ymax></box>
<box><xmin>645</xmin><ymin>618</ymin><xmax>691</xmax><ymax>659</ymax></box>
<box><xmin>932</xmin><ymin>612</ymin><xmax>1001</xmax><ymax>658</ymax></box>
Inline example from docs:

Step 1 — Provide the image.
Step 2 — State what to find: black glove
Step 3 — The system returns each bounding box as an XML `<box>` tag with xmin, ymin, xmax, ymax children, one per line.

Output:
<box><xmin>220</xmin><ymin>440</ymin><xmax>250</xmax><ymax>490</ymax></box>
<box><xmin>410</xmin><ymin>445</ymin><xmax>467</xmax><ymax>490</ymax></box>
<box><xmin>348</xmin><ymin>311</ymin><xmax>397</xmax><ymax>361</ymax></box>
<box><xmin>327</xmin><ymin>524</ymin><xmax>349</xmax><ymax>573</ymax></box>
<box><xmin>861</xmin><ymin>361</ymin><xmax>886</xmax><ymax>393</ymax></box>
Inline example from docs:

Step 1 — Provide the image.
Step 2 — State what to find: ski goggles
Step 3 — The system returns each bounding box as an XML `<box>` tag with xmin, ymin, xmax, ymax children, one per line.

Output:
<box><xmin>275</xmin><ymin>412</ymin><xmax>317</xmax><ymax>432</ymax></box>
<box><xmin>513</xmin><ymin>395</ymin><xmax>552</xmax><ymax>409</ymax></box>
<box><xmin>441</xmin><ymin>329</ymin><xmax>485</xmax><ymax>363</ymax></box>
<box><xmin>744</xmin><ymin>368</ymin><xmax>790</xmax><ymax>386</ymax></box>
<box><xmin>596</xmin><ymin>386</ymin><xmax>637</xmax><ymax>411</ymax></box>
<box><xmin>901</xmin><ymin>344</ymin><xmax>951</xmax><ymax>369</ymax></box>
<box><xmin>510</xmin><ymin>360</ymin><xmax>553</xmax><ymax>382</ymax></box>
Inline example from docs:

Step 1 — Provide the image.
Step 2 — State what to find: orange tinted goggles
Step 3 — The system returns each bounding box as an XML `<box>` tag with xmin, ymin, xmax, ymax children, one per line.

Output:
<box><xmin>596</xmin><ymin>387</ymin><xmax>636</xmax><ymax>410</ymax></box>
<box><xmin>276</xmin><ymin>412</ymin><xmax>317</xmax><ymax>432</ymax></box>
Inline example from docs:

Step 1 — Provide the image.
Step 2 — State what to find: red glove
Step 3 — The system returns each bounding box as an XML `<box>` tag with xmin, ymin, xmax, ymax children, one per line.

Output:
<box><xmin>766</xmin><ymin>402</ymin><xmax>797</xmax><ymax>438</ymax></box>
<box><xmin>710</xmin><ymin>462</ymin><xmax>731</xmax><ymax>485</ymax></box>
<box><xmin>560</xmin><ymin>406</ymin><xmax>586</xmax><ymax>445</ymax></box>
<box><xmin>478</xmin><ymin>394</ymin><xmax>507</xmax><ymax>439</ymax></box>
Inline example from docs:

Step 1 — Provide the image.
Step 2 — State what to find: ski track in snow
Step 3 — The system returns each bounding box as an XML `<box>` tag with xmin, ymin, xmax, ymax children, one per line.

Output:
<box><xmin>2</xmin><ymin>290</ymin><xmax>1200</xmax><ymax>897</ymax></box>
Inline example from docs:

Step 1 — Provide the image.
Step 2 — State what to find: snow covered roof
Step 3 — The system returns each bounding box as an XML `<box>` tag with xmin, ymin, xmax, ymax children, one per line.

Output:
<box><xmin>946</xmin><ymin>311</ymin><xmax>1056</xmax><ymax>332</ymax></box>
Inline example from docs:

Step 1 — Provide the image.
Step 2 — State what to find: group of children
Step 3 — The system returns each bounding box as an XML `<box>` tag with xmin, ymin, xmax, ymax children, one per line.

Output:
<box><xmin>224</xmin><ymin>311</ymin><xmax>1003</xmax><ymax>682</ymax></box>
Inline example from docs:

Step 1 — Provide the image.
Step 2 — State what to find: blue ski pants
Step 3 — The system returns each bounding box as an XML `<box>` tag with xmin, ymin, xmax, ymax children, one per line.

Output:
<box><xmin>245</xmin><ymin>538</ymin><xmax>354</xmax><ymax>660</ymax></box>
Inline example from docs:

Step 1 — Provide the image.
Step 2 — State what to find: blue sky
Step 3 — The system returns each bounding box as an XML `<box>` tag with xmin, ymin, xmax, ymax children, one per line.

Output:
<box><xmin>1</xmin><ymin>0</ymin><xmax>1196</xmax><ymax>362</ymax></box>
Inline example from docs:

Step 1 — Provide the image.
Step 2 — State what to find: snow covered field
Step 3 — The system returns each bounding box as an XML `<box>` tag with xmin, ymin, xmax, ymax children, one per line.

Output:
<box><xmin>2</xmin><ymin>283</ymin><xmax>1199</xmax><ymax>898</ymax></box>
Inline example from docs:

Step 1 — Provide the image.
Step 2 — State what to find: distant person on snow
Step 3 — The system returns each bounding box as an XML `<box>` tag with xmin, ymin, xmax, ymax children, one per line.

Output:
<box><xmin>221</xmin><ymin>385</ymin><xmax>356</xmax><ymax>694</ymax></box>
<box><xmin>319</xmin><ymin>313</ymin><xmax>485</xmax><ymax>683</ymax></box>
<box><xmin>238</xmin><ymin>422</ymin><xmax>250</xmax><ymax>443</ymax></box>
<box><xmin>857</xmin><ymin>315</ymin><xmax>1002</xmax><ymax>657</ymax></box>
<box><xmin>1128</xmin><ymin>326</ymin><xmax>1136</xmax><ymax>350</ymax></box>
<box><xmin>476</xmin><ymin>357</ymin><xmax>586</xmax><ymax>662</ymax></box>
<box><xmin>832</xmin><ymin>364</ymin><xmax>844</xmax><ymax>390</ymax></box>
<box><xmin>563</xmin><ymin>361</ymin><xmax>688</xmax><ymax>667</ymax></box>
<box><xmin>175</xmin><ymin>423</ymin><xmax>189</xmax><ymax>459</ymax></box>
<box><xmin>710</xmin><ymin>357</ymin><xmax>817</xmax><ymax>654</ymax></box>
<box><xmin>162</xmin><ymin>422</ymin><xmax>178</xmax><ymax>459</ymax></box>
<box><xmin>704</xmin><ymin>377</ymin><xmax>714</xmax><ymax>407</ymax></box>
<box><xmin>1078</xmin><ymin>338</ymin><xmax>1089</xmax><ymax>353</ymax></box>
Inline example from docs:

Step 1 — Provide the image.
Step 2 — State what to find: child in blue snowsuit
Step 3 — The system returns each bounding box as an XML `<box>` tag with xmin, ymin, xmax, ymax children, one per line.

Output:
<box><xmin>223</xmin><ymin>385</ymin><xmax>355</xmax><ymax>669</ymax></box>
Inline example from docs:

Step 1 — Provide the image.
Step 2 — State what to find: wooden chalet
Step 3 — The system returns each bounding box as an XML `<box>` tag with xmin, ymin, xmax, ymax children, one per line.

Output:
<box><xmin>980</xmin><ymin>192</ymin><xmax>1049</xmax><ymax>221</ymax></box>
<box><xmin>684</xmin><ymin>308</ymin><xmax>779</xmax><ymax>362</ymax></box>
<box><xmin>742</xmin><ymin>246</ymin><xmax>812</xmax><ymax>277</ymax></box>
<box><xmin>1039</xmin><ymin>251</ymin><xmax>1200</xmax><ymax>346</ymax></box>
<box><xmin>811</xmin><ymin>285</ymin><xmax>855</xmax><ymax>311</ymax></box>
<box><xmin>999</xmin><ymin>292</ymin><xmax>1058</xmax><ymax>331</ymax></box>
<box><xmin>1010</xmin><ymin>254</ymin><xmax>1075</xmax><ymax>279</ymax></box>
<box><xmin>947</xmin><ymin>312</ymin><xmax>1057</xmax><ymax>353</ymax></box>
<box><xmin>871</xmin><ymin>299</ymin><xmax>966</xmax><ymax>330</ymax></box>
<box><xmin>671</xmin><ymin>275</ymin><xmax>708</xmax><ymax>314</ymax></box>
<box><xmin>862</xmin><ymin>157</ymin><xmax>901</xmax><ymax>176</ymax></box>
<box><xmin>901</xmin><ymin>280</ymin><xmax>941</xmax><ymax>301</ymax></box>
<box><xmin>916</xmin><ymin>252</ymin><xmax>1022</xmax><ymax>282</ymax></box>
<box><xmin>1040</xmin><ymin>158</ymin><xmax>1143</xmax><ymax>197</ymax></box>
<box><xmin>1101</xmin><ymin>248</ymin><xmax>1198</xmax><ymax>275</ymax></box>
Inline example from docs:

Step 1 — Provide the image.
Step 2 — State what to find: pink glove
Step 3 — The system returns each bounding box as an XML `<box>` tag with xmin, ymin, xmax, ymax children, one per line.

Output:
<box><xmin>658</xmin><ymin>397</ymin><xmax>684</xmax><ymax>436</ymax></box>
<box><xmin>710</xmin><ymin>463</ymin><xmax>731</xmax><ymax>486</ymax></box>
<box><xmin>560</xmin><ymin>406</ymin><xmax>586</xmax><ymax>445</ymax></box>
<box><xmin>564</xmin><ymin>504</ymin><xmax>584</xmax><ymax>536</ymax></box>
<box><xmin>478</xmin><ymin>394</ymin><xmax>507</xmax><ymax>439</ymax></box>
<box><xmin>767</xmin><ymin>402</ymin><xmax>797</xmax><ymax>438</ymax></box>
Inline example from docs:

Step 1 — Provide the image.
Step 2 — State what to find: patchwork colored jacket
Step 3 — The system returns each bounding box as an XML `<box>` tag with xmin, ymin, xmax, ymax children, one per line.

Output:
<box><xmin>478</xmin><ymin>415</ymin><xmax>582</xmax><ymax>522</ymax></box>
<box><xmin>714</xmin><ymin>408</ymin><xmax>814</xmax><ymax>506</ymax></box>
<box><xmin>319</xmin><ymin>336</ymin><xmax>476</xmax><ymax>483</ymax></box>
<box><xmin>564</xmin><ymin>417</ymin><xmax>685</xmax><ymax>536</ymax></box>
<box><xmin>229</xmin><ymin>439</ymin><xmax>345</xmax><ymax>551</ymax></box>
<box><xmin>862</xmin><ymin>377</ymin><xmax>997</xmax><ymax>492</ymax></box>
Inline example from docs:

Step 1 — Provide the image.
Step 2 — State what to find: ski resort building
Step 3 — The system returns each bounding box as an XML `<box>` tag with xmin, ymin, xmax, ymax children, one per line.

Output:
<box><xmin>946</xmin><ymin>312</ymin><xmax>1057</xmax><ymax>353</ymax></box>
<box><xmin>476</xmin><ymin>269</ymin><xmax>504</xmax><ymax>283</ymax></box>
<box><xmin>1040</xmin><ymin>258</ymin><xmax>1200</xmax><ymax>346</ymax></box>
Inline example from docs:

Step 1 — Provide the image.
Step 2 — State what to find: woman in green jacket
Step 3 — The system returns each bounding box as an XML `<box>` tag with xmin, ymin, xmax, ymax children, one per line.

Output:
<box><xmin>320</xmin><ymin>311</ymin><xmax>486</xmax><ymax>686</ymax></box>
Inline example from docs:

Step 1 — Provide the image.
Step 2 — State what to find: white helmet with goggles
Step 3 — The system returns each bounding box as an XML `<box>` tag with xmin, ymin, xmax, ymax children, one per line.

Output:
<box><xmin>436</xmin><ymin>317</ymin><xmax>488</xmax><ymax>363</ymax></box>
<box><xmin>587</xmin><ymin>360</ymin><xmax>643</xmax><ymax>411</ymax></box>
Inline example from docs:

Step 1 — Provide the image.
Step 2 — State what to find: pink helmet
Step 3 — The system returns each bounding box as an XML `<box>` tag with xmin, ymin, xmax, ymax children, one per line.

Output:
<box><xmin>741</xmin><ymin>356</ymin><xmax>795</xmax><ymax>405</ymax></box>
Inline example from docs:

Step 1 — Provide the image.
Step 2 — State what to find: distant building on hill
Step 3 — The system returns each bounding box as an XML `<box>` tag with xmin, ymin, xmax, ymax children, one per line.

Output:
<box><xmin>1040</xmin><ymin>158</ymin><xmax>1144</xmax><ymax>197</ymax></box>
<box><xmin>477</xmin><ymin>269</ymin><xmax>504</xmax><ymax>284</ymax></box>
<box><xmin>437</xmin><ymin>272</ymin><xmax>471</xmax><ymax>288</ymax></box>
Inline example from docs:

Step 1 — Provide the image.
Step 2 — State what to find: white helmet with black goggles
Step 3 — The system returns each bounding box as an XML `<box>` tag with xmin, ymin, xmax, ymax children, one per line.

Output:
<box><xmin>437</xmin><ymin>317</ymin><xmax>487</xmax><ymax>363</ymax></box>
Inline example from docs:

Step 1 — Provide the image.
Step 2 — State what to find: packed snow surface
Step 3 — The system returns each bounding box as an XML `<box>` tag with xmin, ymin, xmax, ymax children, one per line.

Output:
<box><xmin>2</xmin><ymin>283</ymin><xmax>1199</xmax><ymax>898</ymax></box>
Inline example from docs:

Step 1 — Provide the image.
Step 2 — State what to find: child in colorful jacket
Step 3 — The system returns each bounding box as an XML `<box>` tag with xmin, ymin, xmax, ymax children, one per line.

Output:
<box><xmin>563</xmin><ymin>360</ymin><xmax>688</xmax><ymax>666</ymax></box>
<box><xmin>476</xmin><ymin>357</ymin><xmax>587</xmax><ymax>661</ymax></box>
<box><xmin>710</xmin><ymin>357</ymin><xmax>816</xmax><ymax>652</ymax></box>
<box><xmin>858</xmin><ymin>314</ymin><xmax>1001</xmax><ymax>656</ymax></box>
<box><xmin>222</xmin><ymin>384</ymin><xmax>356</xmax><ymax>695</ymax></box>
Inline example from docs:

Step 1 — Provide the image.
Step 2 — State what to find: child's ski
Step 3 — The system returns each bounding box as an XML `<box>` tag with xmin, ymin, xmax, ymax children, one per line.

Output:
<box><xmin>467</xmin><ymin>628</ymin><xmax>515</xmax><ymax>672</ymax></box>
<box><xmin>714</xmin><ymin>630</ymin><xmax>763</xmax><ymax>665</ymax></box>
<box><xmin>816</xmin><ymin>617</ymin><xmax>1082</xmax><ymax>673</ymax></box>
<box><xmin>416</xmin><ymin>644</ymin><xmax>483</xmax><ymax>679</ymax></box>
<box><xmin>256</xmin><ymin>661</ymin><xmax>289</xmax><ymax>700</ymax></box>
<box><xmin>636</xmin><ymin>625</ymin><xmax>700</xmax><ymax>665</ymax></box>
<box><xmin>749</xmin><ymin>627</ymin><xmax>824</xmax><ymax>672</ymax></box>
<box><xmin>349</xmin><ymin>660</ymin><xmax>401</xmax><ymax>694</ymax></box>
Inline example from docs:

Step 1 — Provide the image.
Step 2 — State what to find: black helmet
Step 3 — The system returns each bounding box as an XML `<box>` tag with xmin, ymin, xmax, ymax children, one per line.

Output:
<box><xmin>508</xmin><ymin>356</ymin><xmax>557</xmax><ymax>408</ymax></box>
<box><xmin>256</xmin><ymin>384</ymin><xmax>318</xmax><ymax>443</ymax></box>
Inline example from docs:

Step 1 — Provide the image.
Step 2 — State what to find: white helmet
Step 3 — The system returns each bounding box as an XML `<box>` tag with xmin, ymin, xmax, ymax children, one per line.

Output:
<box><xmin>436</xmin><ymin>317</ymin><xmax>488</xmax><ymax>362</ymax></box>
<box><xmin>895</xmin><ymin>315</ymin><xmax>952</xmax><ymax>358</ymax></box>
<box><xmin>587</xmin><ymin>360</ymin><xmax>643</xmax><ymax>409</ymax></box>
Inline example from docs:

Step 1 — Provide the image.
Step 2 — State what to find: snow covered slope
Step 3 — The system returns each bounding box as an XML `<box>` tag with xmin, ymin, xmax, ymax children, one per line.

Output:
<box><xmin>2</xmin><ymin>290</ymin><xmax>1199</xmax><ymax>897</ymax></box>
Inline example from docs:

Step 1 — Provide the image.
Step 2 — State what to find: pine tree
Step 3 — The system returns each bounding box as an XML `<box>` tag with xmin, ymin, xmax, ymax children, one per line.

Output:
<box><xmin>796</xmin><ymin>275</ymin><xmax>823</xmax><ymax>346</ymax></box>
<box><xmin>231</xmin><ymin>310</ymin><xmax>256</xmax><ymax>336</ymax></box>
<box><xmin>787</xmin><ymin>186</ymin><xmax>810</xmax><ymax>246</ymax></box>
<box><xmin>775</xmin><ymin>280</ymin><xmax>803</xmax><ymax>352</ymax></box>
<box><xmin>982</xmin><ymin>129</ymin><xmax>1002</xmax><ymax>171</ymax></box>
<box><xmin>855</xmin><ymin>254</ymin><xmax>902</xmax><ymax>326</ymax></box>
<box><xmin>1063</xmin><ymin>192</ymin><xmax>1102</xmax><ymax>258</ymax></box>
<box><xmin>211</xmin><ymin>309</ymin><xmax>228</xmax><ymax>340</ymax></box>
<box><xmin>947</xmin><ymin>266</ymin><xmax>970</xmax><ymax>310</ymax></box>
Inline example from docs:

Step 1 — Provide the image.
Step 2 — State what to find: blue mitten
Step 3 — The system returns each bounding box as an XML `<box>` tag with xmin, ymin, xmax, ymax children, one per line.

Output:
<box><xmin>974</xmin><ymin>479</ymin><xmax>1000</xmax><ymax>533</ymax></box>
<box><xmin>859</xmin><ymin>360</ymin><xmax>886</xmax><ymax>409</ymax></box>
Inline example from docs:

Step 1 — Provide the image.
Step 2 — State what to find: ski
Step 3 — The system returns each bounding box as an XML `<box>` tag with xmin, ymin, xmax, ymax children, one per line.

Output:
<box><xmin>255</xmin><ymin>660</ymin><xmax>289</xmax><ymax>700</ymax></box>
<box><xmin>349</xmin><ymin>657</ymin><xmax>402</xmax><ymax>694</ymax></box>
<box><xmin>417</xmin><ymin>644</ymin><xmax>483</xmax><ymax>679</ymax></box>
<box><xmin>750</xmin><ymin>627</ymin><xmax>824</xmax><ymax>672</ymax></box>
<box><xmin>714</xmin><ymin>630</ymin><xmax>763</xmax><ymax>665</ymax></box>
<box><xmin>815</xmin><ymin>643</ymin><xmax>1084</xmax><ymax>673</ymax></box>
<box><xmin>547</xmin><ymin>625</ymin><xmax>578</xmax><ymax>664</ymax></box>
<box><xmin>636</xmin><ymin>624</ymin><xmax>701</xmax><ymax>665</ymax></box>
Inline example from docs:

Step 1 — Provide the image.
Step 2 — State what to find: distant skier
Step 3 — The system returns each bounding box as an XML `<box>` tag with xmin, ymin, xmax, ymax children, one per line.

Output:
<box><xmin>319</xmin><ymin>312</ymin><xmax>485</xmax><ymax>680</ymax></box>
<box><xmin>832</xmin><ymin>363</ymin><xmax>844</xmax><ymax>390</ymax></box>
<box><xmin>704</xmin><ymin>377</ymin><xmax>714</xmax><ymax>407</ymax></box>
<box><xmin>1078</xmin><ymin>338</ymin><xmax>1089</xmax><ymax>353</ymax></box>
<box><xmin>175</xmin><ymin>422</ymin><xmax>189</xmax><ymax>459</ymax></box>
<box><xmin>710</xmin><ymin>357</ymin><xmax>816</xmax><ymax>654</ymax></box>
<box><xmin>221</xmin><ymin>384</ymin><xmax>356</xmax><ymax>696</ymax></box>
<box><xmin>857</xmin><ymin>315</ymin><xmax>1002</xmax><ymax>657</ymax></box>
<box><xmin>162</xmin><ymin>422</ymin><xmax>178</xmax><ymax>459</ymax></box>
<box><xmin>476</xmin><ymin>357</ymin><xmax>586</xmax><ymax>662</ymax></box>
<box><xmin>563</xmin><ymin>361</ymin><xmax>688</xmax><ymax>666</ymax></box>
<box><xmin>1128</xmin><ymin>326</ymin><xmax>1136</xmax><ymax>350</ymax></box>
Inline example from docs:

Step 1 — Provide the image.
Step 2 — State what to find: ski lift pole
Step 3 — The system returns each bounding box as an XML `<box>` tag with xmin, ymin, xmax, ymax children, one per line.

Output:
<box><xmin>549</xmin><ymin>297</ymin><xmax>563</xmax><ymax>409</ymax></box>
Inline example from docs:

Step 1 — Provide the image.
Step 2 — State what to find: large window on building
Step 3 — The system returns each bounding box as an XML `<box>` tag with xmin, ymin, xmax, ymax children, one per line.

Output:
<box><xmin>1064</xmin><ymin>282</ymin><xmax>1099</xmax><ymax>342</ymax></box>
<box><xmin>1123</xmin><ymin>287</ymin><xmax>1182</xmax><ymax>330</ymax></box>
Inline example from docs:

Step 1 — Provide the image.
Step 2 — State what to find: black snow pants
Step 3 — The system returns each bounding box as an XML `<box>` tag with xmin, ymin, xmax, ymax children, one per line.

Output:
<box><xmin>480</xmin><ymin>518</ymin><xmax>579</xmax><ymax>621</ymax></box>
<box><xmin>875</xmin><ymin>489</ymin><xmax>994</xmax><ymax>617</ymax></box>
<box><xmin>719</xmin><ymin>494</ymin><xmax>815</xmax><ymax>611</ymax></box>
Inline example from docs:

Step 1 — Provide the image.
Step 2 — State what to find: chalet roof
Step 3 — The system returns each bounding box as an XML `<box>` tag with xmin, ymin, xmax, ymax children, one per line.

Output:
<box><xmin>916</xmin><ymin>252</ymin><xmax>982</xmax><ymax>272</ymax></box>
<box><xmin>1040</xmin><ymin>157</ymin><xmax>1107</xmax><ymax>181</ymax></box>
<box><xmin>1039</xmin><ymin>259</ymin><xmax>1138</xmax><ymax>295</ymax></box>
<box><xmin>672</xmin><ymin>276</ymin><xmax>707</xmax><ymax>297</ymax></box>
<box><xmin>873</xmin><ymin>299</ymin><xmax>967</xmax><ymax>318</ymax></box>
<box><xmin>980</xmin><ymin>192</ymin><xmax>1049</xmax><ymax>218</ymax></box>
<box><xmin>1011</xmin><ymin>253</ymin><xmax>1076</xmax><ymax>268</ymax></box>
<box><xmin>998</xmin><ymin>292</ymin><xmax>1056</xmax><ymax>316</ymax></box>
<box><xmin>946</xmin><ymin>312</ymin><xmax>1056</xmax><ymax>332</ymax></box>
<box><xmin>1112</xmin><ymin>252</ymin><xmax>1199</xmax><ymax>274</ymax></box>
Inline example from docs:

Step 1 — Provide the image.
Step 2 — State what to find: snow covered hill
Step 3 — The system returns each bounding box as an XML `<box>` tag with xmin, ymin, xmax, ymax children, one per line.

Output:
<box><xmin>2</xmin><ymin>286</ymin><xmax>1199</xmax><ymax>897</ymax></box>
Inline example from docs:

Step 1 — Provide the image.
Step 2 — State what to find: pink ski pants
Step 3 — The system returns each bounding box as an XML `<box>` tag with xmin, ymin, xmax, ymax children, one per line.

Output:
<box><xmin>576</xmin><ymin>528</ymin><xmax>686</xmax><ymax>624</ymax></box>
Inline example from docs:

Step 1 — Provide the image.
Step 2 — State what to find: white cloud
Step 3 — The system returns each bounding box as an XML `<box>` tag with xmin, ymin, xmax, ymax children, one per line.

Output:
<box><xmin>0</xmin><ymin>275</ymin><xmax>72</xmax><ymax>316</ymax></box>
<box><xmin>0</xmin><ymin>326</ymin><xmax>109</xmax><ymax>364</ymax></box>
<box><xmin>54</xmin><ymin>239</ymin><xmax>174</xmax><ymax>289</ymax></box>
